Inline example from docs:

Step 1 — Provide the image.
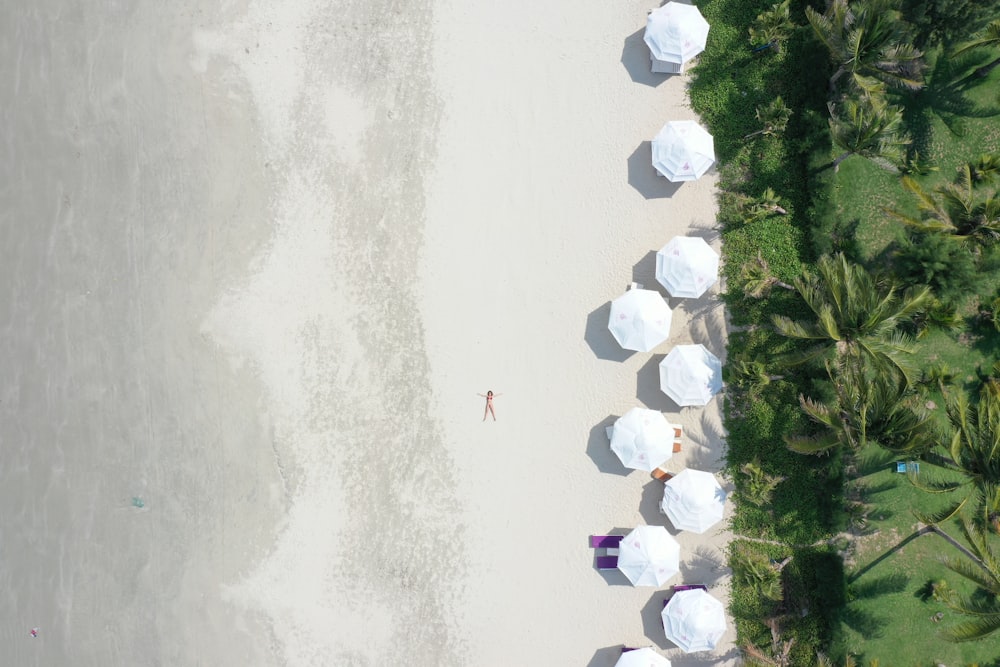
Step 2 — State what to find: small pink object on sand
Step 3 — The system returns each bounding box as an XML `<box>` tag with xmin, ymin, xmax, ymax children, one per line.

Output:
<box><xmin>30</xmin><ymin>627</ymin><xmax>39</xmax><ymax>638</ymax></box>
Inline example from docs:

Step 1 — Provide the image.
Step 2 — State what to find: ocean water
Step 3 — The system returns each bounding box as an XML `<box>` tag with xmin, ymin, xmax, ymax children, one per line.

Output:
<box><xmin>0</xmin><ymin>1</ymin><xmax>464</xmax><ymax>664</ymax></box>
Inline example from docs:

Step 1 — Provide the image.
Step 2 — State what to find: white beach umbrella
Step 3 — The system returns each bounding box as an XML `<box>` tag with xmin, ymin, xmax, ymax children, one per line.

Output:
<box><xmin>610</xmin><ymin>407</ymin><xmax>675</xmax><ymax>472</ymax></box>
<box><xmin>617</xmin><ymin>525</ymin><xmax>680</xmax><ymax>587</ymax></box>
<box><xmin>661</xmin><ymin>588</ymin><xmax>727</xmax><ymax>653</ymax></box>
<box><xmin>659</xmin><ymin>344</ymin><xmax>723</xmax><ymax>407</ymax></box>
<box><xmin>651</xmin><ymin>121</ymin><xmax>715</xmax><ymax>182</ymax></box>
<box><xmin>655</xmin><ymin>236</ymin><xmax>720</xmax><ymax>298</ymax></box>
<box><xmin>660</xmin><ymin>469</ymin><xmax>727</xmax><ymax>534</ymax></box>
<box><xmin>644</xmin><ymin>2</ymin><xmax>710</xmax><ymax>67</ymax></box>
<box><xmin>615</xmin><ymin>647</ymin><xmax>672</xmax><ymax>667</ymax></box>
<box><xmin>608</xmin><ymin>289</ymin><xmax>673</xmax><ymax>352</ymax></box>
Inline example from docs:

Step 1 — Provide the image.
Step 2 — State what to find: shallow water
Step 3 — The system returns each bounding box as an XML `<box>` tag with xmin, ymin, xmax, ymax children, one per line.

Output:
<box><xmin>0</xmin><ymin>1</ymin><xmax>463</xmax><ymax>664</ymax></box>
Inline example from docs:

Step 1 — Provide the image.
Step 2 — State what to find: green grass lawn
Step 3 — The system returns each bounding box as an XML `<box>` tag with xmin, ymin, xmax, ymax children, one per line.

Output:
<box><xmin>818</xmin><ymin>47</ymin><xmax>1000</xmax><ymax>665</ymax></box>
<box><xmin>828</xmin><ymin>46</ymin><xmax>1000</xmax><ymax>270</ymax></box>
<box><xmin>832</xmin><ymin>448</ymin><xmax>1000</xmax><ymax>665</ymax></box>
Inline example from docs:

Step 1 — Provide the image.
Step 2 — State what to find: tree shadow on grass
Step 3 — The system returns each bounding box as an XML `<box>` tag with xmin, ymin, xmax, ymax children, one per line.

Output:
<box><xmin>854</xmin><ymin>479</ymin><xmax>899</xmax><ymax>499</ymax></box>
<box><xmin>840</xmin><ymin>605</ymin><xmax>886</xmax><ymax>640</ymax></box>
<box><xmin>848</xmin><ymin>526</ymin><xmax>933</xmax><ymax>583</ymax></box>
<box><xmin>852</xmin><ymin>448</ymin><xmax>898</xmax><ymax>478</ymax></box>
<box><xmin>901</xmin><ymin>50</ymin><xmax>1000</xmax><ymax>154</ymax></box>
<box><xmin>969</xmin><ymin>314</ymin><xmax>1000</xmax><ymax>360</ymax></box>
<box><xmin>849</xmin><ymin>572</ymin><xmax>910</xmax><ymax>599</ymax></box>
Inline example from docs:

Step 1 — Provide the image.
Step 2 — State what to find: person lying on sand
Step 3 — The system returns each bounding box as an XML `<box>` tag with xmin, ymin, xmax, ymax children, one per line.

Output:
<box><xmin>478</xmin><ymin>390</ymin><xmax>501</xmax><ymax>421</ymax></box>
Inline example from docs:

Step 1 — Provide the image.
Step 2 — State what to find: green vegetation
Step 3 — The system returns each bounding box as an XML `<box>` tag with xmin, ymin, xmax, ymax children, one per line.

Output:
<box><xmin>689</xmin><ymin>0</ymin><xmax>1000</xmax><ymax>662</ymax></box>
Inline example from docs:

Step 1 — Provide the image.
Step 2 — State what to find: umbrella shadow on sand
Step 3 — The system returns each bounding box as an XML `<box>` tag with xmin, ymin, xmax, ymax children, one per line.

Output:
<box><xmin>586</xmin><ymin>416</ymin><xmax>632</xmax><ymax>476</ymax></box>
<box><xmin>585</xmin><ymin>302</ymin><xmax>636</xmax><ymax>362</ymax></box>
<box><xmin>587</xmin><ymin>645</ymin><xmax>632</xmax><ymax>667</ymax></box>
<box><xmin>621</xmin><ymin>27</ymin><xmax>672</xmax><ymax>88</ymax></box>
<box><xmin>631</xmin><ymin>250</ymin><xmax>661</xmax><ymax>294</ymax></box>
<box><xmin>628</xmin><ymin>142</ymin><xmax>683</xmax><ymax>200</ymax></box>
<box><xmin>635</xmin><ymin>354</ymin><xmax>678</xmax><ymax>412</ymax></box>
<box><xmin>640</xmin><ymin>592</ymin><xmax>673</xmax><ymax>649</ymax></box>
<box><xmin>638</xmin><ymin>479</ymin><xmax>676</xmax><ymax>529</ymax></box>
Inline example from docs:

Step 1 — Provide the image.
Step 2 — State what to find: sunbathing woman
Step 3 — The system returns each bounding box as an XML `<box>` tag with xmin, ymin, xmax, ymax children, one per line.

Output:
<box><xmin>478</xmin><ymin>390</ymin><xmax>501</xmax><ymax>421</ymax></box>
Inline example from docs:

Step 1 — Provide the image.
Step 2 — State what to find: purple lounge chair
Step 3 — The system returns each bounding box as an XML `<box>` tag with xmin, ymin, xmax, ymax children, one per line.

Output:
<box><xmin>673</xmin><ymin>584</ymin><xmax>709</xmax><ymax>593</ymax></box>
<box><xmin>596</xmin><ymin>556</ymin><xmax>618</xmax><ymax>570</ymax></box>
<box><xmin>590</xmin><ymin>535</ymin><xmax>624</xmax><ymax>549</ymax></box>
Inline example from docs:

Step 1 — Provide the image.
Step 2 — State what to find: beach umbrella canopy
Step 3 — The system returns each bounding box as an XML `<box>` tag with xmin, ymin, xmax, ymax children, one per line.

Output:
<box><xmin>661</xmin><ymin>588</ymin><xmax>727</xmax><ymax>653</ymax></box>
<box><xmin>608</xmin><ymin>289</ymin><xmax>673</xmax><ymax>352</ymax></box>
<box><xmin>610</xmin><ymin>407</ymin><xmax>675</xmax><ymax>471</ymax></box>
<box><xmin>644</xmin><ymin>2</ymin><xmax>710</xmax><ymax>66</ymax></box>
<box><xmin>659</xmin><ymin>344</ymin><xmax>723</xmax><ymax>407</ymax></box>
<box><xmin>617</xmin><ymin>525</ymin><xmax>680</xmax><ymax>587</ymax></box>
<box><xmin>655</xmin><ymin>236</ymin><xmax>720</xmax><ymax>298</ymax></box>
<box><xmin>615</xmin><ymin>647</ymin><xmax>672</xmax><ymax>667</ymax></box>
<box><xmin>651</xmin><ymin>121</ymin><xmax>715</xmax><ymax>182</ymax></box>
<box><xmin>660</xmin><ymin>469</ymin><xmax>727</xmax><ymax>533</ymax></box>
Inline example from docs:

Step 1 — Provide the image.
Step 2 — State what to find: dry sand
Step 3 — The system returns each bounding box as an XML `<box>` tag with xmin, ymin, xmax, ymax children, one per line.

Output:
<box><xmin>0</xmin><ymin>0</ymin><xmax>733</xmax><ymax>665</ymax></box>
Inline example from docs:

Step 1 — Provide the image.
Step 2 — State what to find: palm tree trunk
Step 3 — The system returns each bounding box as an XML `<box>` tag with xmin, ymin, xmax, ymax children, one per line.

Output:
<box><xmin>928</xmin><ymin>524</ymin><xmax>991</xmax><ymax>573</ymax></box>
<box><xmin>831</xmin><ymin>151</ymin><xmax>852</xmax><ymax>171</ymax></box>
<box><xmin>975</xmin><ymin>55</ymin><xmax>1000</xmax><ymax>78</ymax></box>
<box><xmin>829</xmin><ymin>66</ymin><xmax>847</xmax><ymax>93</ymax></box>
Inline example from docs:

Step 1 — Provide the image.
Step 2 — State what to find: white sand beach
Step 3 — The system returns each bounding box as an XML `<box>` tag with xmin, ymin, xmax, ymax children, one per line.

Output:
<box><xmin>0</xmin><ymin>0</ymin><xmax>732</xmax><ymax>665</ymax></box>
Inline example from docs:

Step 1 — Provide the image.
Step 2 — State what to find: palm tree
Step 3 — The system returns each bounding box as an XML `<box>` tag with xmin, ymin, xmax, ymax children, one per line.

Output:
<box><xmin>971</xmin><ymin>153</ymin><xmax>1000</xmax><ymax>184</ymax></box>
<box><xmin>938</xmin><ymin>519</ymin><xmax>1000</xmax><ymax>641</ymax></box>
<box><xmin>943</xmin><ymin>382</ymin><xmax>1000</xmax><ymax>532</ymax></box>
<box><xmin>732</xmin><ymin>544</ymin><xmax>785</xmax><ymax>604</ymax></box>
<box><xmin>772</xmin><ymin>253</ymin><xmax>932</xmax><ymax>383</ymax></box>
<box><xmin>828</xmin><ymin>94</ymin><xmax>910</xmax><ymax>171</ymax></box>
<box><xmin>741</xmin><ymin>252</ymin><xmax>795</xmax><ymax>298</ymax></box>
<box><xmin>733</xmin><ymin>189</ymin><xmax>789</xmax><ymax>224</ymax></box>
<box><xmin>785</xmin><ymin>360</ymin><xmax>935</xmax><ymax>455</ymax></box>
<box><xmin>953</xmin><ymin>20</ymin><xmax>1000</xmax><ymax>78</ymax></box>
<box><xmin>807</xmin><ymin>0</ymin><xmax>925</xmax><ymax>93</ymax></box>
<box><xmin>750</xmin><ymin>0</ymin><xmax>795</xmax><ymax>54</ymax></box>
<box><xmin>884</xmin><ymin>160</ymin><xmax>1000</xmax><ymax>247</ymax></box>
<box><xmin>745</xmin><ymin>97</ymin><xmax>793</xmax><ymax>140</ymax></box>
<box><xmin>903</xmin><ymin>0</ymin><xmax>1000</xmax><ymax>50</ymax></box>
<box><xmin>740</xmin><ymin>459</ymin><xmax>787</xmax><ymax>510</ymax></box>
